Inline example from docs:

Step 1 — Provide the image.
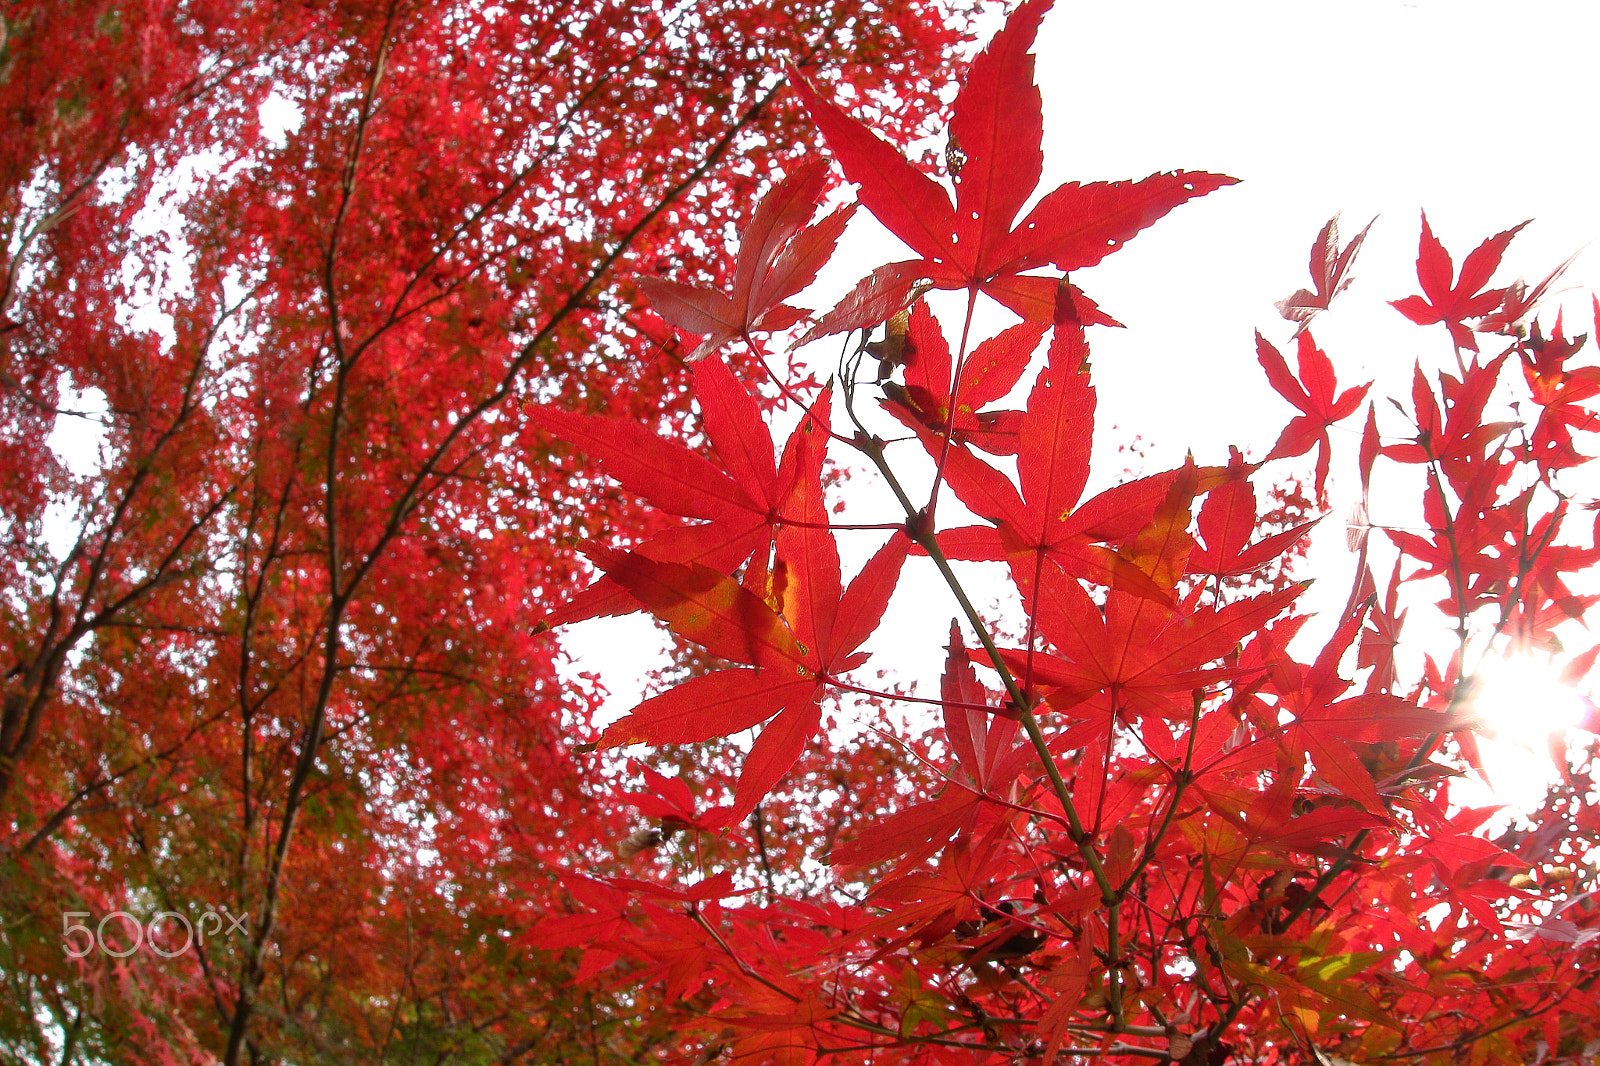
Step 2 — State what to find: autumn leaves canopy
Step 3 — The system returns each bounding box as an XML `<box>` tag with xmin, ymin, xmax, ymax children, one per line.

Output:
<box><xmin>523</xmin><ymin>0</ymin><xmax>1600</xmax><ymax>1060</ymax></box>
<box><xmin>528</xmin><ymin>0</ymin><xmax>1471</xmax><ymax>827</ymax></box>
<box><xmin>532</xmin><ymin>0</ymin><xmax>1280</xmax><ymax>818</ymax></box>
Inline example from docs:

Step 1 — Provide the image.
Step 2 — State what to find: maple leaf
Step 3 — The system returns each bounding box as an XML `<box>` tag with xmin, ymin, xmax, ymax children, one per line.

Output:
<box><xmin>1276</xmin><ymin>213</ymin><xmax>1375</xmax><ymax>336</ymax></box>
<box><xmin>529</xmin><ymin>357</ymin><xmax>811</xmax><ymax>628</ymax></box>
<box><xmin>1195</xmin><ymin>775</ymin><xmax>1386</xmax><ymax>861</ymax></box>
<box><xmin>939</xmin><ymin>623</ymin><xmax>1030</xmax><ymax>793</ymax></box>
<box><xmin>985</xmin><ymin>559</ymin><xmax>1305</xmax><ymax>724</ymax></box>
<box><xmin>921</xmin><ymin>321</ymin><xmax>1181</xmax><ymax>603</ymax></box>
<box><xmin>1383</xmin><ymin>475</ymin><xmax>1527</xmax><ymax>620</ymax></box>
<box><xmin>1477</xmin><ymin>250</ymin><xmax>1581</xmax><ymax>337</ymax></box>
<box><xmin>1357</xmin><ymin>560</ymin><xmax>1407</xmax><ymax>695</ymax></box>
<box><xmin>791</xmin><ymin>0</ymin><xmax>1235</xmax><ymax>339</ymax></box>
<box><xmin>833</xmin><ymin>622</ymin><xmax>1030</xmax><ymax>870</ymax></box>
<box><xmin>586</xmin><ymin>398</ymin><xmax>910</xmax><ymax>824</ymax></box>
<box><xmin>1389</xmin><ymin>212</ymin><xmax>1528</xmax><ymax>352</ymax></box>
<box><xmin>624</xmin><ymin>763</ymin><xmax>725</xmax><ymax>833</ymax></box>
<box><xmin>1257</xmin><ymin>330</ymin><xmax>1370</xmax><ymax>500</ymax></box>
<box><xmin>529</xmin><ymin>874</ymin><xmax>636</xmax><ymax>979</ymax></box>
<box><xmin>1259</xmin><ymin>606</ymin><xmax>1465</xmax><ymax>815</ymax></box>
<box><xmin>1188</xmin><ymin>449</ymin><xmax>1319</xmax><ymax>579</ymax></box>
<box><xmin>1521</xmin><ymin>312</ymin><xmax>1600</xmax><ymax>408</ymax></box>
<box><xmin>1380</xmin><ymin>358</ymin><xmax>1517</xmax><ymax>483</ymax></box>
<box><xmin>589</xmin><ymin>534</ymin><xmax>908</xmax><ymax>824</ymax></box>
<box><xmin>1519</xmin><ymin>311</ymin><xmax>1600</xmax><ymax>472</ymax></box>
<box><xmin>880</xmin><ymin>301</ymin><xmax>1045</xmax><ymax>456</ymax></box>
<box><xmin>638</xmin><ymin>159</ymin><xmax>854</xmax><ymax>361</ymax></box>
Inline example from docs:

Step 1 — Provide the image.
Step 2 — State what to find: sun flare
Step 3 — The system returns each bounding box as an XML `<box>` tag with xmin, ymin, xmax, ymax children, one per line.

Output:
<box><xmin>1461</xmin><ymin>653</ymin><xmax>1594</xmax><ymax>810</ymax></box>
<box><xmin>1473</xmin><ymin>653</ymin><xmax>1590</xmax><ymax>740</ymax></box>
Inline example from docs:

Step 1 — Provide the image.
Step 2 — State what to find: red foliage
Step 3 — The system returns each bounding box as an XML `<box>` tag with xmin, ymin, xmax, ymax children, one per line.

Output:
<box><xmin>790</xmin><ymin>0</ymin><xmax>1233</xmax><ymax>339</ymax></box>
<box><xmin>0</xmin><ymin>0</ymin><xmax>971</xmax><ymax>1060</ymax></box>
<box><xmin>528</xmin><ymin>4</ymin><xmax>1600</xmax><ymax>1064</ymax></box>
<box><xmin>8</xmin><ymin>1</ymin><xmax>1600</xmax><ymax>1064</ymax></box>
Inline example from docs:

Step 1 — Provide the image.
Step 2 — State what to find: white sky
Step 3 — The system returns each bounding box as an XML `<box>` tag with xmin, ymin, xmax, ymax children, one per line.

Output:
<box><xmin>561</xmin><ymin>0</ymin><xmax>1600</xmax><ymax>810</ymax></box>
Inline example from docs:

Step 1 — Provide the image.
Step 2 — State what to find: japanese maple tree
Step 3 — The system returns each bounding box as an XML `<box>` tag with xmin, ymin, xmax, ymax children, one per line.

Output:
<box><xmin>529</xmin><ymin>2</ymin><xmax>1600</xmax><ymax>1064</ymax></box>
<box><xmin>7</xmin><ymin>0</ymin><xmax>1600</xmax><ymax>1063</ymax></box>
<box><xmin>0</xmin><ymin>0</ymin><xmax>973</xmax><ymax>1062</ymax></box>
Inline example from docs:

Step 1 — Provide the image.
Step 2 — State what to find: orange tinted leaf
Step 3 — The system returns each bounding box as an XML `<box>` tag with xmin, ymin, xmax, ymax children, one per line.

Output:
<box><xmin>589</xmin><ymin>549</ymin><xmax>809</xmax><ymax>669</ymax></box>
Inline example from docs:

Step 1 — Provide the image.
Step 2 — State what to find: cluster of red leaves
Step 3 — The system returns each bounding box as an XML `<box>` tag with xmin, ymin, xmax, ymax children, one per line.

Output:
<box><xmin>531</xmin><ymin>3</ymin><xmax>1600</xmax><ymax>1064</ymax></box>
<box><xmin>0</xmin><ymin>0</ymin><xmax>974</xmax><ymax>1061</ymax></box>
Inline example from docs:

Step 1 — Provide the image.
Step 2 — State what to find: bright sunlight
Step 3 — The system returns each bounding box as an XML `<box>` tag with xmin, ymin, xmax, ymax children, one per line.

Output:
<box><xmin>1465</xmin><ymin>651</ymin><xmax>1595</xmax><ymax>812</ymax></box>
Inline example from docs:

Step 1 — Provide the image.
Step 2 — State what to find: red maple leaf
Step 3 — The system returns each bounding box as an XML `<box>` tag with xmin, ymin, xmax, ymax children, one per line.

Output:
<box><xmin>638</xmin><ymin>159</ymin><xmax>854</xmax><ymax>361</ymax></box>
<box><xmin>529</xmin><ymin>357</ymin><xmax>816</xmax><ymax>627</ymax></box>
<box><xmin>1380</xmin><ymin>358</ymin><xmax>1516</xmax><ymax>476</ymax></box>
<box><xmin>790</xmin><ymin>0</ymin><xmax>1235</xmax><ymax>339</ymax></box>
<box><xmin>832</xmin><ymin>622</ymin><xmax>1031</xmax><ymax>870</ymax></box>
<box><xmin>985</xmin><ymin>561</ymin><xmax>1304</xmax><ymax>725</ymax></box>
<box><xmin>585</xmin><ymin>395</ymin><xmax>910</xmax><ymax>823</ymax></box>
<box><xmin>1258</xmin><ymin>607</ymin><xmax>1465</xmax><ymax>815</ymax></box>
<box><xmin>588</xmin><ymin>531</ymin><xmax>909</xmax><ymax>824</ymax></box>
<box><xmin>880</xmin><ymin>301</ymin><xmax>1045</xmax><ymax>456</ymax></box>
<box><xmin>623</xmin><ymin>762</ymin><xmax>725</xmax><ymax>833</ymax></box>
<box><xmin>1519</xmin><ymin>310</ymin><xmax>1600</xmax><ymax>471</ymax></box>
<box><xmin>1389</xmin><ymin>212</ymin><xmax>1528</xmax><ymax>353</ymax></box>
<box><xmin>1194</xmin><ymin>775</ymin><xmax>1386</xmax><ymax>861</ymax></box>
<box><xmin>1188</xmin><ymin>448</ymin><xmax>1319</xmax><ymax>578</ymax></box>
<box><xmin>917</xmin><ymin>322</ymin><xmax>1182</xmax><ymax>603</ymax></box>
<box><xmin>1257</xmin><ymin>330</ymin><xmax>1370</xmax><ymax>500</ymax></box>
